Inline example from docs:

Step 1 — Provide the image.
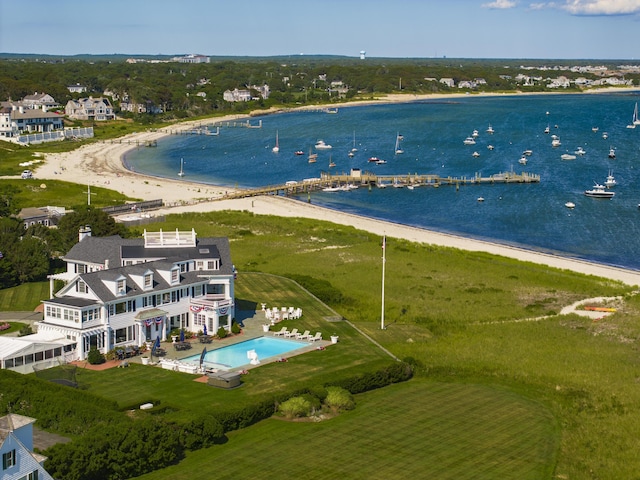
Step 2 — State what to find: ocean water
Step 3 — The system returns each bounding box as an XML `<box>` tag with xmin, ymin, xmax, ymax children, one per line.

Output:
<box><xmin>125</xmin><ymin>92</ymin><xmax>640</xmax><ymax>269</ymax></box>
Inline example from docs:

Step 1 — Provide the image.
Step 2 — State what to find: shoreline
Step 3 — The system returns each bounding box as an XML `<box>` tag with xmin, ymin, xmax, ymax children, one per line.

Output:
<box><xmin>32</xmin><ymin>89</ymin><xmax>640</xmax><ymax>287</ymax></box>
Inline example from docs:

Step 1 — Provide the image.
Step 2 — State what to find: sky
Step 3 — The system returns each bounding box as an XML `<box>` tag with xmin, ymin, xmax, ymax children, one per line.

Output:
<box><xmin>1</xmin><ymin>0</ymin><xmax>640</xmax><ymax>59</ymax></box>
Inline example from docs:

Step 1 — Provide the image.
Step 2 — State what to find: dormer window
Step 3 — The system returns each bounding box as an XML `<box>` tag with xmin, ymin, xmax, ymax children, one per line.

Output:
<box><xmin>117</xmin><ymin>278</ymin><xmax>126</xmax><ymax>296</ymax></box>
<box><xmin>171</xmin><ymin>268</ymin><xmax>179</xmax><ymax>284</ymax></box>
<box><xmin>77</xmin><ymin>280</ymin><xmax>88</xmax><ymax>294</ymax></box>
<box><xmin>144</xmin><ymin>273</ymin><xmax>153</xmax><ymax>289</ymax></box>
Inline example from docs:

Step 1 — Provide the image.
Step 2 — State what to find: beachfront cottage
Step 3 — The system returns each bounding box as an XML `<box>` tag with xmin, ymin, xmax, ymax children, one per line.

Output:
<box><xmin>31</xmin><ymin>227</ymin><xmax>235</xmax><ymax>364</ymax></box>
<box><xmin>0</xmin><ymin>414</ymin><xmax>55</xmax><ymax>480</ymax></box>
<box><xmin>65</xmin><ymin>96</ymin><xmax>115</xmax><ymax>121</ymax></box>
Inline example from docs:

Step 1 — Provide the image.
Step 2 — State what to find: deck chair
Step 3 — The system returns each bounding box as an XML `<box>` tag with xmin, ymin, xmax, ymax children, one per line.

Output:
<box><xmin>296</xmin><ymin>330</ymin><xmax>311</xmax><ymax>340</ymax></box>
<box><xmin>284</xmin><ymin>328</ymin><xmax>299</xmax><ymax>338</ymax></box>
<box><xmin>308</xmin><ymin>332</ymin><xmax>323</xmax><ymax>342</ymax></box>
<box><xmin>273</xmin><ymin>327</ymin><xmax>288</xmax><ymax>336</ymax></box>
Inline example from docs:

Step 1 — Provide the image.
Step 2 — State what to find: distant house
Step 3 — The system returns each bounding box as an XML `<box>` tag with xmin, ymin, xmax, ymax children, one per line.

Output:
<box><xmin>223</xmin><ymin>85</ymin><xmax>270</xmax><ymax>102</ymax></box>
<box><xmin>67</xmin><ymin>83</ymin><xmax>87</xmax><ymax>93</ymax></box>
<box><xmin>0</xmin><ymin>414</ymin><xmax>54</xmax><ymax>480</ymax></box>
<box><xmin>65</xmin><ymin>97</ymin><xmax>115</xmax><ymax>121</ymax></box>
<box><xmin>440</xmin><ymin>78</ymin><xmax>455</xmax><ymax>88</ymax></box>
<box><xmin>0</xmin><ymin>103</ymin><xmax>63</xmax><ymax>138</ymax></box>
<box><xmin>17</xmin><ymin>206</ymin><xmax>67</xmax><ymax>229</ymax></box>
<box><xmin>173</xmin><ymin>54</ymin><xmax>210</xmax><ymax>64</ymax></box>
<box><xmin>22</xmin><ymin>92</ymin><xmax>58</xmax><ymax>110</ymax></box>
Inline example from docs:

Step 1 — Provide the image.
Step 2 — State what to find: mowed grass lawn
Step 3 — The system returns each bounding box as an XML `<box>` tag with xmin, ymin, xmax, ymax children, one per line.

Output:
<box><xmin>135</xmin><ymin>379</ymin><xmax>557</xmax><ymax>480</ymax></box>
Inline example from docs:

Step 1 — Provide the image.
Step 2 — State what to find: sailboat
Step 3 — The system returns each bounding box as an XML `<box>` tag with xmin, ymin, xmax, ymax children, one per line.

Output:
<box><xmin>178</xmin><ymin>158</ymin><xmax>185</xmax><ymax>177</ymax></box>
<box><xmin>272</xmin><ymin>130</ymin><xmax>279</xmax><ymax>153</ymax></box>
<box><xmin>627</xmin><ymin>102</ymin><xmax>639</xmax><ymax>129</ymax></box>
<box><xmin>308</xmin><ymin>147</ymin><xmax>317</xmax><ymax>164</ymax></box>
<box><xmin>394</xmin><ymin>133</ymin><xmax>404</xmax><ymax>155</ymax></box>
<box><xmin>348</xmin><ymin>131</ymin><xmax>358</xmax><ymax>157</ymax></box>
<box><xmin>329</xmin><ymin>155</ymin><xmax>336</xmax><ymax>168</ymax></box>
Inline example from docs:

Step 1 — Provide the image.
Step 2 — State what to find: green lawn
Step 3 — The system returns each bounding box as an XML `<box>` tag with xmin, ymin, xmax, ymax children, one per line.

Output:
<box><xmin>134</xmin><ymin>379</ymin><xmax>557</xmax><ymax>480</ymax></box>
<box><xmin>0</xmin><ymin>281</ymin><xmax>50</xmax><ymax>311</ymax></box>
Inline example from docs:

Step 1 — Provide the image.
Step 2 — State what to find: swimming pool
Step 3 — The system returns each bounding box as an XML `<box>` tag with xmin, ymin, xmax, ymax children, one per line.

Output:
<box><xmin>182</xmin><ymin>336</ymin><xmax>310</xmax><ymax>370</ymax></box>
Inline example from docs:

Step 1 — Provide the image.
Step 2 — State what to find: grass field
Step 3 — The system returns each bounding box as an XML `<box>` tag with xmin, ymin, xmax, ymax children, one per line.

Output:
<box><xmin>134</xmin><ymin>379</ymin><xmax>557</xmax><ymax>480</ymax></box>
<box><xmin>0</xmin><ymin>281</ymin><xmax>50</xmax><ymax>311</ymax></box>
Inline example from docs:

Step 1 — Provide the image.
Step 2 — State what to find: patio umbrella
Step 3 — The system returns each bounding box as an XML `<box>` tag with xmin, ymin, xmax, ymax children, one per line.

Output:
<box><xmin>154</xmin><ymin>335</ymin><xmax>161</xmax><ymax>349</ymax></box>
<box><xmin>203</xmin><ymin>324</ymin><xmax>207</xmax><ymax>336</ymax></box>
<box><xmin>180</xmin><ymin>329</ymin><xmax>185</xmax><ymax>342</ymax></box>
<box><xmin>199</xmin><ymin>347</ymin><xmax>207</xmax><ymax>368</ymax></box>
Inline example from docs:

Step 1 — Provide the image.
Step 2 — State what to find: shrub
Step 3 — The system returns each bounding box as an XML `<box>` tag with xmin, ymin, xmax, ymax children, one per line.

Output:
<box><xmin>180</xmin><ymin>415</ymin><xmax>225</xmax><ymax>450</ymax></box>
<box><xmin>279</xmin><ymin>396</ymin><xmax>312</xmax><ymax>419</ymax></box>
<box><xmin>216</xmin><ymin>326</ymin><xmax>227</xmax><ymax>339</ymax></box>
<box><xmin>325</xmin><ymin>386</ymin><xmax>355</xmax><ymax>412</ymax></box>
<box><xmin>231</xmin><ymin>320</ymin><xmax>241</xmax><ymax>335</ymax></box>
<box><xmin>18</xmin><ymin>325</ymin><xmax>33</xmax><ymax>336</ymax></box>
<box><xmin>327</xmin><ymin>361</ymin><xmax>413</xmax><ymax>394</ymax></box>
<box><xmin>86</xmin><ymin>348</ymin><xmax>105</xmax><ymax>365</ymax></box>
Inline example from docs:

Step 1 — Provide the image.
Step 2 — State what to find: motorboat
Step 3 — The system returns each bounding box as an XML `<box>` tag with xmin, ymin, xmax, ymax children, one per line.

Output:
<box><xmin>544</xmin><ymin>125</ymin><xmax>550</xmax><ymax>134</ymax></box>
<box><xmin>518</xmin><ymin>156</ymin><xmax>528</xmax><ymax>165</ymax></box>
<box><xmin>522</xmin><ymin>150</ymin><xmax>533</xmax><ymax>156</ymax></box>
<box><xmin>602</xmin><ymin>132</ymin><xmax>608</xmax><ymax>140</ymax></box>
<box><xmin>565</xmin><ymin>202</ymin><xmax>575</xmax><ymax>209</ymax></box>
<box><xmin>472</xmin><ymin>129</ymin><xmax>479</xmax><ymax>138</ymax></box>
<box><xmin>472</xmin><ymin>151</ymin><xmax>480</xmax><ymax>157</ymax></box>
<box><xmin>605</xmin><ymin>171</ymin><xmax>616</xmax><ymax>188</ymax></box>
<box><xmin>315</xmin><ymin>140</ymin><xmax>332</xmax><ymax>150</ymax></box>
<box><xmin>368</xmin><ymin>156</ymin><xmax>381</xmax><ymax>163</ymax></box>
<box><xmin>584</xmin><ymin>183</ymin><xmax>615</xmax><ymax>199</ymax></box>
<box><xmin>375</xmin><ymin>159</ymin><xmax>387</xmax><ymax>165</ymax></box>
<box><xmin>561</xmin><ymin>153</ymin><xmax>577</xmax><ymax>161</ymax></box>
<box><xmin>463</xmin><ymin>136</ymin><xmax>476</xmax><ymax>145</ymax></box>
<box><xmin>592</xmin><ymin>126</ymin><xmax>599</xmax><ymax>133</ymax></box>
<box><xmin>551</xmin><ymin>138</ymin><xmax>561</xmax><ymax>147</ymax></box>
<box><xmin>477</xmin><ymin>197</ymin><xmax>485</xmax><ymax>202</ymax></box>
<box><xmin>574</xmin><ymin>146</ymin><xmax>586</xmax><ymax>156</ymax></box>
<box><xmin>294</xmin><ymin>150</ymin><xmax>304</xmax><ymax>156</ymax></box>
<box><xmin>486</xmin><ymin>124</ymin><xmax>494</xmax><ymax>134</ymax></box>
<box><xmin>608</xmin><ymin>147</ymin><xmax>616</xmax><ymax>159</ymax></box>
<box><xmin>487</xmin><ymin>144</ymin><xmax>495</xmax><ymax>150</ymax></box>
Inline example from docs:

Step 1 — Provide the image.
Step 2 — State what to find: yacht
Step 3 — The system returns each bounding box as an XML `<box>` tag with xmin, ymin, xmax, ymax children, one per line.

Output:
<box><xmin>486</xmin><ymin>124</ymin><xmax>494</xmax><ymax>134</ymax></box>
<box><xmin>518</xmin><ymin>156</ymin><xmax>528</xmax><ymax>165</ymax></box>
<box><xmin>561</xmin><ymin>153</ymin><xmax>577</xmax><ymax>161</ymax></box>
<box><xmin>584</xmin><ymin>183</ymin><xmax>615</xmax><ymax>199</ymax></box>
<box><xmin>471</xmin><ymin>129</ymin><xmax>479</xmax><ymax>138</ymax></box>
<box><xmin>574</xmin><ymin>146</ymin><xmax>586</xmax><ymax>156</ymax></box>
<box><xmin>315</xmin><ymin>140</ymin><xmax>332</xmax><ymax>150</ymax></box>
<box><xmin>463</xmin><ymin>136</ymin><xmax>476</xmax><ymax>145</ymax></box>
<box><xmin>605</xmin><ymin>171</ymin><xmax>616</xmax><ymax>188</ymax></box>
<box><xmin>551</xmin><ymin>137</ymin><xmax>561</xmax><ymax>147</ymax></box>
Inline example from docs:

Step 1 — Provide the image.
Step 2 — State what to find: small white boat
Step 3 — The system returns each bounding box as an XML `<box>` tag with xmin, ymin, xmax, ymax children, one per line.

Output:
<box><xmin>487</xmin><ymin>145</ymin><xmax>494</xmax><ymax>150</ymax></box>
<box><xmin>608</xmin><ymin>147</ymin><xmax>616</xmax><ymax>159</ymax></box>
<box><xmin>315</xmin><ymin>140</ymin><xmax>332</xmax><ymax>150</ymax></box>
<box><xmin>486</xmin><ymin>124</ymin><xmax>494</xmax><ymax>134</ymax></box>
<box><xmin>477</xmin><ymin>197</ymin><xmax>485</xmax><ymax>202</ymax></box>
<box><xmin>322</xmin><ymin>186</ymin><xmax>341</xmax><ymax>192</ymax></box>
<box><xmin>551</xmin><ymin>138</ymin><xmax>561</xmax><ymax>147</ymax></box>
<box><xmin>565</xmin><ymin>202</ymin><xmax>575</xmax><ymax>209</ymax></box>
<box><xmin>592</xmin><ymin>126</ymin><xmax>599</xmax><ymax>133</ymax></box>
<box><xmin>272</xmin><ymin>130</ymin><xmax>280</xmax><ymax>153</ymax></box>
<box><xmin>463</xmin><ymin>136</ymin><xmax>476</xmax><ymax>145</ymax></box>
<box><xmin>407</xmin><ymin>184</ymin><xmax>415</xmax><ymax>190</ymax></box>
<box><xmin>584</xmin><ymin>183</ymin><xmax>615</xmax><ymax>199</ymax></box>
<box><xmin>602</xmin><ymin>132</ymin><xmax>608</xmax><ymax>140</ymax></box>
<box><xmin>544</xmin><ymin>125</ymin><xmax>550</xmax><ymax>134</ymax></box>
<box><xmin>472</xmin><ymin>129</ymin><xmax>479</xmax><ymax>138</ymax></box>
<box><xmin>626</xmin><ymin>102</ymin><xmax>639</xmax><ymax>128</ymax></box>
<box><xmin>518</xmin><ymin>156</ymin><xmax>528</xmax><ymax>165</ymax></box>
<box><xmin>561</xmin><ymin>153</ymin><xmax>577</xmax><ymax>161</ymax></box>
<box><xmin>574</xmin><ymin>146</ymin><xmax>586</xmax><ymax>156</ymax></box>
<box><xmin>472</xmin><ymin>151</ymin><xmax>480</xmax><ymax>157</ymax></box>
<box><xmin>522</xmin><ymin>149</ymin><xmax>533</xmax><ymax>156</ymax></box>
<box><xmin>178</xmin><ymin>158</ymin><xmax>185</xmax><ymax>177</ymax></box>
<box><xmin>394</xmin><ymin>133</ymin><xmax>404</xmax><ymax>155</ymax></box>
<box><xmin>605</xmin><ymin>171</ymin><xmax>616</xmax><ymax>188</ymax></box>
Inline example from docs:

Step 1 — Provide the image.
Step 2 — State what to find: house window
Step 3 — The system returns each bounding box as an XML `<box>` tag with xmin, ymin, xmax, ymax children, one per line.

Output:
<box><xmin>77</xmin><ymin>280</ymin><xmax>87</xmax><ymax>293</ymax></box>
<box><xmin>117</xmin><ymin>279</ymin><xmax>126</xmax><ymax>295</ymax></box>
<box><xmin>76</xmin><ymin>264</ymin><xmax>86</xmax><ymax>274</ymax></box>
<box><xmin>207</xmin><ymin>259</ymin><xmax>219</xmax><ymax>270</ymax></box>
<box><xmin>115</xmin><ymin>327</ymin><xmax>127</xmax><ymax>344</ymax></box>
<box><xmin>144</xmin><ymin>273</ymin><xmax>153</xmax><ymax>289</ymax></box>
<box><xmin>207</xmin><ymin>284</ymin><xmax>225</xmax><ymax>295</ymax></box>
<box><xmin>114</xmin><ymin>302</ymin><xmax>126</xmax><ymax>315</ymax></box>
<box><xmin>171</xmin><ymin>269</ymin><xmax>179</xmax><ymax>283</ymax></box>
<box><xmin>19</xmin><ymin>470</ymin><xmax>40</xmax><ymax>480</ymax></box>
<box><xmin>2</xmin><ymin>449</ymin><xmax>16</xmax><ymax>469</ymax></box>
<box><xmin>195</xmin><ymin>261</ymin><xmax>204</xmax><ymax>270</ymax></box>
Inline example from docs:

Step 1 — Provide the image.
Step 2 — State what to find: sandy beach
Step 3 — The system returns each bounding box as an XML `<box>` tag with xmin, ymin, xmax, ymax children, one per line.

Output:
<box><xmin>32</xmin><ymin>90</ymin><xmax>640</xmax><ymax>287</ymax></box>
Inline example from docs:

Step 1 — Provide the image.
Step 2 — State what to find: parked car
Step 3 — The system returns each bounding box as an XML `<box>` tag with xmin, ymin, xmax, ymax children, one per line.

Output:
<box><xmin>21</xmin><ymin>170</ymin><xmax>33</xmax><ymax>179</ymax></box>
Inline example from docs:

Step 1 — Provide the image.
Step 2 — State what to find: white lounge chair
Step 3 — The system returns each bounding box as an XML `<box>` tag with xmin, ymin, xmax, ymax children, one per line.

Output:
<box><xmin>284</xmin><ymin>328</ymin><xmax>299</xmax><ymax>338</ymax></box>
<box><xmin>296</xmin><ymin>330</ymin><xmax>311</xmax><ymax>340</ymax></box>
<box><xmin>308</xmin><ymin>332</ymin><xmax>322</xmax><ymax>342</ymax></box>
<box><xmin>273</xmin><ymin>327</ymin><xmax>288</xmax><ymax>337</ymax></box>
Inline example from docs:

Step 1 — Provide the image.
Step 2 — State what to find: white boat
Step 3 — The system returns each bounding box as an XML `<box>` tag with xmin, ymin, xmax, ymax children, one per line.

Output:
<box><xmin>350</xmin><ymin>131</ymin><xmax>358</xmax><ymax>153</ymax></box>
<box><xmin>575</xmin><ymin>146</ymin><xmax>586</xmax><ymax>155</ymax></box>
<box><xmin>522</xmin><ymin>149</ymin><xmax>533</xmax><ymax>156</ymax></box>
<box><xmin>518</xmin><ymin>156</ymin><xmax>528</xmax><ymax>165</ymax></box>
<box><xmin>561</xmin><ymin>153</ymin><xmax>577</xmax><ymax>161</ymax></box>
<box><xmin>394</xmin><ymin>133</ymin><xmax>404</xmax><ymax>154</ymax></box>
<box><xmin>486</xmin><ymin>124</ymin><xmax>494</xmax><ymax>134</ymax></box>
<box><xmin>472</xmin><ymin>151</ymin><xmax>480</xmax><ymax>157</ymax></box>
<box><xmin>608</xmin><ymin>147</ymin><xmax>616</xmax><ymax>159</ymax></box>
<box><xmin>592</xmin><ymin>126</ymin><xmax>599</xmax><ymax>133</ymax></box>
<box><xmin>584</xmin><ymin>183</ymin><xmax>615</xmax><ymax>199</ymax></box>
<box><xmin>605</xmin><ymin>171</ymin><xmax>616</xmax><ymax>188</ymax></box>
<box><xmin>602</xmin><ymin>132</ymin><xmax>608</xmax><ymax>140</ymax></box>
<box><xmin>472</xmin><ymin>129</ymin><xmax>479</xmax><ymax>138</ymax></box>
<box><xmin>178</xmin><ymin>158</ymin><xmax>185</xmax><ymax>177</ymax></box>
<box><xmin>272</xmin><ymin>130</ymin><xmax>279</xmax><ymax>153</ymax></box>
<box><xmin>328</xmin><ymin>155</ymin><xmax>336</xmax><ymax>168</ymax></box>
<box><xmin>627</xmin><ymin>102</ymin><xmax>639</xmax><ymax>128</ymax></box>
<box><xmin>477</xmin><ymin>197</ymin><xmax>485</xmax><ymax>202</ymax></box>
<box><xmin>322</xmin><ymin>186</ymin><xmax>341</xmax><ymax>192</ymax></box>
<box><xmin>308</xmin><ymin>147</ymin><xmax>317</xmax><ymax>163</ymax></box>
<box><xmin>544</xmin><ymin>125</ymin><xmax>550</xmax><ymax>134</ymax></box>
<box><xmin>487</xmin><ymin>144</ymin><xmax>494</xmax><ymax>150</ymax></box>
<box><xmin>463</xmin><ymin>136</ymin><xmax>476</xmax><ymax>145</ymax></box>
<box><xmin>551</xmin><ymin>138</ymin><xmax>561</xmax><ymax>147</ymax></box>
<box><xmin>565</xmin><ymin>202</ymin><xmax>575</xmax><ymax>209</ymax></box>
<box><xmin>315</xmin><ymin>140</ymin><xmax>332</xmax><ymax>150</ymax></box>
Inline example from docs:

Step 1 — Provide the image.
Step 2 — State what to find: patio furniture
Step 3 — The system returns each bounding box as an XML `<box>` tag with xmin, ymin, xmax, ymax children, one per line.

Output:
<box><xmin>308</xmin><ymin>332</ymin><xmax>323</xmax><ymax>342</ymax></box>
<box><xmin>296</xmin><ymin>330</ymin><xmax>311</xmax><ymax>340</ymax></box>
<box><xmin>272</xmin><ymin>327</ymin><xmax>288</xmax><ymax>337</ymax></box>
<box><xmin>284</xmin><ymin>328</ymin><xmax>299</xmax><ymax>338</ymax></box>
<box><xmin>154</xmin><ymin>347</ymin><xmax>166</xmax><ymax>357</ymax></box>
<box><xmin>174</xmin><ymin>342</ymin><xmax>191</xmax><ymax>351</ymax></box>
<box><xmin>115</xmin><ymin>349</ymin><xmax>125</xmax><ymax>360</ymax></box>
<box><xmin>199</xmin><ymin>335</ymin><xmax>212</xmax><ymax>344</ymax></box>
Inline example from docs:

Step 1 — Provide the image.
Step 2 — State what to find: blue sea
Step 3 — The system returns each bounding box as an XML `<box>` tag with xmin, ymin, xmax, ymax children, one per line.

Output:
<box><xmin>125</xmin><ymin>92</ymin><xmax>640</xmax><ymax>270</ymax></box>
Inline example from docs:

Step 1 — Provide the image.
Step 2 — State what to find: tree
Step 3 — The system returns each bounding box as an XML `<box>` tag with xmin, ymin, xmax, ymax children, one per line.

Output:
<box><xmin>56</xmin><ymin>207</ymin><xmax>129</xmax><ymax>252</ymax></box>
<box><xmin>9</xmin><ymin>236</ymin><xmax>50</xmax><ymax>283</ymax></box>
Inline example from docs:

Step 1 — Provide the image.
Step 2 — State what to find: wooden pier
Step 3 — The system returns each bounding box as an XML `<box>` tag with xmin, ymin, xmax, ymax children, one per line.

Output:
<box><xmin>221</xmin><ymin>170</ymin><xmax>540</xmax><ymax>200</ymax></box>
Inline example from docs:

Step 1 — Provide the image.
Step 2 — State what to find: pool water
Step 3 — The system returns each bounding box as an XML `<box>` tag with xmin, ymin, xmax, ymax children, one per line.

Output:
<box><xmin>182</xmin><ymin>336</ymin><xmax>310</xmax><ymax>370</ymax></box>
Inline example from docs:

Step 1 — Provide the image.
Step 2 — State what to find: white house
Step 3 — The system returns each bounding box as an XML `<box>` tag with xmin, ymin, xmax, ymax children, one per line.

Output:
<box><xmin>67</xmin><ymin>83</ymin><xmax>87</xmax><ymax>93</ymax></box>
<box><xmin>0</xmin><ymin>414</ymin><xmax>54</xmax><ymax>480</ymax></box>
<box><xmin>0</xmin><ymin>104</ymin><xmax>64</xmax><ymax>138</ymax></box>
<box><xmin>65</xmin><ymin>97</ymin><xmax>115</xmax><ymax>121</ymax></box>
<box><xmin>22</xmin><ymin>92</ymin><xmax>58</xmax><ymax>110</ymax></box>
<box><xmin>33</xmin><ymin>227</ymin><xmax>235</xmax><ymax>363</ymax></box>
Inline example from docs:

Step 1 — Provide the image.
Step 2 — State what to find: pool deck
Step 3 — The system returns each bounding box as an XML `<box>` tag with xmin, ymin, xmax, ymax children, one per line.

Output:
<box><xmin>131</xmin><ymin>309</ymin><xmax>331</xmax><ymax>372</ymax></box>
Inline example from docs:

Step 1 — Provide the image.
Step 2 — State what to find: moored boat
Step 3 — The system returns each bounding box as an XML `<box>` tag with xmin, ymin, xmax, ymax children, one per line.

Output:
<box><xmin>608</xmin><ymin>147</ymin><xmax>616</xmax><ymax>159</ymax></box>
<box><xmin>605</xmin><ymin>171</ymin><xmax>616</xmax><ymax>188</ymax></box>
<box><xmin>565</xmin><ymin>202</ymin><xmax>575</xmax><ymax>209</ymax></box>
<box><xmin>561</xmin><ymin>153</ymin><xmax>577</xmax><ymax>161</ymax></box>
<box><xmin>463</xmin><ymin>136</ymin><xmax>476</xmax><ymax>145</ymax></box>
<box><xmin>315</xmin><ymin>140</ymin><xmax>332</xmax><ymax>150</ymax></box>
<box><xmin>584</xmin><ymin>183</ymin><xmax>615</xmax><ymax>199</ymax></box>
